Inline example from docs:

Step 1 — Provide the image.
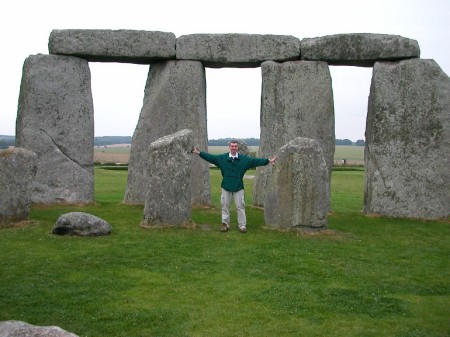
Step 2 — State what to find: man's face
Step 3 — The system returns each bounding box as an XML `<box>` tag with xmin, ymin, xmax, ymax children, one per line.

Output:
<box><xmin>229</xmin><ymin>142</ymin><xmax>239</xmax><ymax>156</ymax></box>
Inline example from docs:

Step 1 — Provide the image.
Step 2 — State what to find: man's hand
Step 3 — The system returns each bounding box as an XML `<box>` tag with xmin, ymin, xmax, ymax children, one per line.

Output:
<box><xmin>191</xmin><ymin>146</ymin><xmax>200</xmax><ymax>154</ymax></box>
<box><xmin>269</xmin><ymin>156</ymin><xmax>277</xmax><ymax>165</ymax></box>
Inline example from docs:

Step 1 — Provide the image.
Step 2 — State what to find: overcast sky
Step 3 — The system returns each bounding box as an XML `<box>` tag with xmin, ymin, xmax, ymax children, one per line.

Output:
<box><xmin>1</xmin><ymin>0</ymin><xmax>449</xmax><ymax>141</ymax></box>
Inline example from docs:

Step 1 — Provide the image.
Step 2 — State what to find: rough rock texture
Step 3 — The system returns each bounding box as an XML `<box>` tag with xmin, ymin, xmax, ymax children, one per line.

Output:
<box><xmin>253</xmin><ymin>61</ymin><xmax>335</xmax><ymax>207</ymax></box>
<box><xmin>0</xmin><ymin>148</ymin><xmax>37</xmax><ymax>225</ymax></box>
<box><xmin>301</xmin><ymin>33</ymin><xmax>420</xmax><ymax>66</ymax></box>
<box><xmin>365</xmin><ymin>59</ymin><xmax>450</xmax><ymax>219</ymax></box>
<box><xmin>16</xmin><ymin>54</ymin><xmax>94</xmax><ymax>204</ymax></box>
<box><xmin>125</xmin><ymin>60</ymin><xmax>210</xmax><ymax>205</ymax></box>
<box><xmin>143</xmin><ymin>129</ymin><xmax>193</xmax><ymax>226</ymax></box>
<box><xmin>0</xmin><ymin>320</ymin><xmax>79</xmax><ymax>337</ymax></box>
<box><xmin>49</xmin><ymin>29</ymin><xmax>176</xmax><ymax>63</ymax></box>
<box><xmin>176</xmin><ymin>34</ymin><xmax>300</xmax><ymax>68</ymax></box>
<box><xmin>264</xmin><ymin>137</ymin><xmax>330</xmax><ymax>230</ymax></box>
<box><xmin>52</xmin><ymin>212</ymin><xmax>112</xmax><ymax>236</ymax></box>
<box><xmin>237</xmin><ymin>139</ymin><xmax>250</xmax><ymax>156</ymax></box>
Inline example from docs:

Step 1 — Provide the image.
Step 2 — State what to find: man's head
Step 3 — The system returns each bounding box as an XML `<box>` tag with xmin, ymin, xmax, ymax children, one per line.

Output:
<box><xmin>229</xmin><ymin>140</ymin><xmax>239</xmax><ymax>156</ymax></box>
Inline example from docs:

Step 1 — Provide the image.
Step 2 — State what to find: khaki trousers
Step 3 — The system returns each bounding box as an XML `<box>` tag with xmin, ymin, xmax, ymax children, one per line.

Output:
<box><xmin>221</xmin><ymin>189</ymin><xmax>246</xmax><ymax>229</ymax></box>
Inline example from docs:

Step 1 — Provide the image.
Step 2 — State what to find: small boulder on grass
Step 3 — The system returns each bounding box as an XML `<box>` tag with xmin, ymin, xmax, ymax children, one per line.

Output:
<box><xmin>0</xmin><ymin>320</ymin><xmax>79</xmax><ymax>336</ymax></box>
<box><xmin>52</xmin><ymin>212</ymin><xmax>112</xmax><ymax>236</ymax></box>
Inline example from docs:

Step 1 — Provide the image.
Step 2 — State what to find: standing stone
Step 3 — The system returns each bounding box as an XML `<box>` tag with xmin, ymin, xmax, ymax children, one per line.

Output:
<box><xmin>237</xmin><ymin>139</ymin><xmax>250</xmax><ymax>156</ymax></box>
<box><xmin>264</xmin><ymin>137</ymin><xmax>330</xmax><ymax>230</ymax></box>
<box><xmin>143</xmin><ymin>129</ymin><xmax>193</xmax><ymax>226</ymax></box>
<box><xmin>365</xmin><ymin>59</ymin><xmax>450</xmax><ymax>219</ymax></box>
<box><xmin>125</xmin><ymin>60</ymin><xmax>210</xmax><ymax>206</ymax></box>
<box><xmin>0</xmin><ymin>148</ymin><xmax>37</xmax><ymax>226</ymax></box>
<box><xmin>253</xmin><ymin>60</ymin><xmax>335</xmax><ymax>207</ymax></box>
<box><xmin>16</xmin><ymin>54</ymin><xmax>94</xmax><ymax>204</ymax></box>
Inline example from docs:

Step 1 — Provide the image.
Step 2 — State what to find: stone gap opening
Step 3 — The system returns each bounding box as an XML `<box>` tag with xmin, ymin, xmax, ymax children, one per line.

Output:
<box><xmin>205</xmin><ymin>68</ymin><xmax>261</xmax><ymax>146</ymax></box>
<box><xmin>89</xmin><ymin>63</ymin><xmax>149</xmax><ymax>137</ymax></box>
<box><xmin>329</xmin><ymin>66</ymin><xmax>372</xmax><ymax>166</ymax></box>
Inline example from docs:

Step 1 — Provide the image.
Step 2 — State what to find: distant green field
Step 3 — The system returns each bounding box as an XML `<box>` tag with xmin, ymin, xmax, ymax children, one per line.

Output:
<box><xmin>94</xmin><ymin>145</ymin><xmax>365</xmax><ymax>165</ymax></box>
<box><xmin>208</xmin><ymin>145</ymin><xmax>364</xmax><ymax>165</ymax></box>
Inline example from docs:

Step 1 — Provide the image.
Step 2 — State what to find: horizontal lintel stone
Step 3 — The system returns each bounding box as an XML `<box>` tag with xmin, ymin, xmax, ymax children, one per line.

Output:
<box><xmin>176</xmin><ymin>34</ymin><xmax>301</xmax><ymax>68</ymax></box>
<box><xmin>48</xmin><ymin>29</ymin><xmax>176</xmax><ymax>63</ymax></box>
<box><xmin>301</xmin><ymin>33</ymin><xmax>420</xmax><ymax>67</ymax></box>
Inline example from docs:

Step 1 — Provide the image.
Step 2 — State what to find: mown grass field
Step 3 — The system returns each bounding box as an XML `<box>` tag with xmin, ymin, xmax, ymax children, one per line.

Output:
<box><xmin>0</xmin><ymin>168</ymin><xmax>448</xmax><ymax>337</ymax></box>
<box><xmin>94</xmin><ymin>145</ymin><xmax>365</xmax><ymax>165</ymax></box>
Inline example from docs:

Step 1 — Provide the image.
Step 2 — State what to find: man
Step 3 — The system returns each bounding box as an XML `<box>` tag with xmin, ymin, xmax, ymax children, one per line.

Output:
<box><xmin>192</xmin><ymin>140</ymin><xmax>276</xmax><ymax>233</ymax></box>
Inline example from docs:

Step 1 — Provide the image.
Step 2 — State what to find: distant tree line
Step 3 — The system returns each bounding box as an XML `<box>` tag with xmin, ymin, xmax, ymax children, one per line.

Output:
<box><xmin>335</xmin><ymin>139</ymin><xmax>365</xmax><ymax>146</ymax></box>
<box><xmin>0</xmin><ymin>135</ymin><xmax>365</xmax><ymax>148</ymax></box>
<box><xmin>94</xmin><ymin>136</ymin><xmax>132</xmax><ymax>146</ymax></box>
<box><xmin>209</xmin><ymin>138</ymin><xmax>365</xmax><ymax>146</ymax></box>
<box><xmin>208</xmin><ymin>138</ymin><xmax>260</xmax><ymax>146</ymax></box>
<box><xmin>0</xmin><ymin>136</ymin><xmax>15</xmax><ymax>149</ymax></box>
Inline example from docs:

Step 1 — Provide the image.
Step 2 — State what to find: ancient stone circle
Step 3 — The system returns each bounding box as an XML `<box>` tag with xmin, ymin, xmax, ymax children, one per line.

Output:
<box><xmin>2</xmin><ymin>29</ymin><xmax>449</xmax><ymax>227</ymax></box>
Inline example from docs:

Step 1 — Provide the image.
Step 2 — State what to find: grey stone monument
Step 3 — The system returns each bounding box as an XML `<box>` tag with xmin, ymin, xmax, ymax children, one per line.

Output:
<box><xmin>16</xmin><ymin>54</ymin><xmax>94</xmax><ymax>204</ymax></box>
<box><xmin>142</xmin><ymin>129</ymin><xmax>193</xmax><ymax>226</ymax></box>
<box><xmin>365</xmin><ymin>59</ymin><xmax>450</xmax><ymax>219</ymax></box>
<box><xmin>264</xmin><ymin>137</ymin><xmax>330</xmax><ymax>230</ymax></box>
<box><xmin>253</xmin><ymin>60</ymin><xmax>335</xmax><ymax>207</ymax></box>
<box><xmin>52</xmin><ymin>212</ymin><xmax>112</xmax><ymax>236</ymax></box>
<box><xmin>0</xmin><ymin>148</ymin><xmax>37</xmax><ymax>225</ymax></box>
<box><xmin>301</xmin><ymin>33</ymin><xmax>420</xmax><ymax>66</ymax></box>
<box><xmin>124</xmin><ymin>60</ymin><xmax>210</xmax><ymax>206</ymax></box>
<box><xmin>176</xmin><ymin>33</ymin><xmax>300</xmax><ymax>67</ymax></box>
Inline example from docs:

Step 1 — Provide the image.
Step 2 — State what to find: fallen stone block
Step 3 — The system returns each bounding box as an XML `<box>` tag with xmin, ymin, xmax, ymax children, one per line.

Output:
<box><xmin>52</xmin><ymin>212</ymin><xmax>112</xmax><ymax>236</ymax></box>
<box><xmin>0</xmin><ymin>320</ymin><xmax>79</xmax><ymax>337</ymax></box>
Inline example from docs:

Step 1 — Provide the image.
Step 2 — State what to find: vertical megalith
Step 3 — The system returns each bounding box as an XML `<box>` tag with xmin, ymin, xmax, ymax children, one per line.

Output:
<box><xmin>16</xmin><ymin>54</ymin><xmax>94</xmax><ymax>204</ymax></box>
<box><xmin>125</xmin><ymin>60</ymin><xmax>210</xmax><ymax>205</ymax></box>
<box><xmin>0</xmin><ymin>148</ymin><xmax>37</xmax><ymax>226</ymax></box>
<box><xmin>143</xmin><ymin>129</ymin><xmax>193</xmax><ymax>226</ymax></box>
<box><xmin>253</xmin><ymin>60</ymin><xmax>335</xmax><ymax>207</ymax></box>
<box><xmin>264</xmin><ymin>137</ymin><xmax>330</xmax><ymax>230</ymax></box>
<box><xmin>365</xmin><ymin>59</ymin><xmax>450</xmax><ymax>219</ymax></box>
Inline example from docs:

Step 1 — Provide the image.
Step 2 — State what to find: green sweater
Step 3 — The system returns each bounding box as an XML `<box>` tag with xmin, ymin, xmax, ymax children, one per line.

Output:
<box><xmin>199</xmin><ymin>152</ymin><xmax>269</xmax><ymax>192</ymax></box>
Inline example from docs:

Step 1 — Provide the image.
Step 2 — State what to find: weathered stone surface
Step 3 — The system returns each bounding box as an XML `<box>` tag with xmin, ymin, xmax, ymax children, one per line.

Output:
<box><xmin>0</xmin><ymin>320</ymin><xmax>79</xmax><ymax>337</ymax></box>
<box><xmin>176</xmin><ymin>34</ymin><xmax>300</xmax><ymax>68</ymax></box>
<box><xmin>16</xmin><ymin>54</ymin><xmax>94</xmax><ymax>204</ymax></box>
<box><xmin>49</xmin><ymin>29</ymin><xmax>176</xmax><ymax>63</ymax></box>
<box><xmin>253</xmin><ymin>61</ymin><xmax>335</xmax><ymax>207</ymax></box>
<box><xmin>0</xmin><ymin>148</ymin><xmax>37</xmax><ymax>225</ymax></box>
<box><xmin>301</xmin><ymin>33</ymin><xmax>420</xmax><ymax>66</ymax></box>
<box><xmin>143</xmin><ymin>129</ymin><xmax>193</xmax><ymax>226</ymax></box>
<box><xmin>365</xmin><ymin>59</ymin><xmax>450</xmax><ymax>219</ymax></box>
<box><xmin>52</xmin><ymin>212</ymin><xmax>112</xmax><ymax>236</ymax></box>
<box><xmin>237</xmin><ymin>139</ymin><xmax>250</xmax><ymax>156</ymax></box>
<box><xmin>125</xmin><ymin>60</ymin><xmax>210</xmax><ymax>205</ymax></box>
<box><xmin>264</xmin><ymin>137</ymin><xmax>330</xmax><ymax>230</ymax></box>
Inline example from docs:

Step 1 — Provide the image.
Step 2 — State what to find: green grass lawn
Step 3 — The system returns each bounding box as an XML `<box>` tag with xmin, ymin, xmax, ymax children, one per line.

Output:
<box><xmin>0</xmin><ymin>168</ymin><xmax>448</xmax><ymax>337</ymax></box>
